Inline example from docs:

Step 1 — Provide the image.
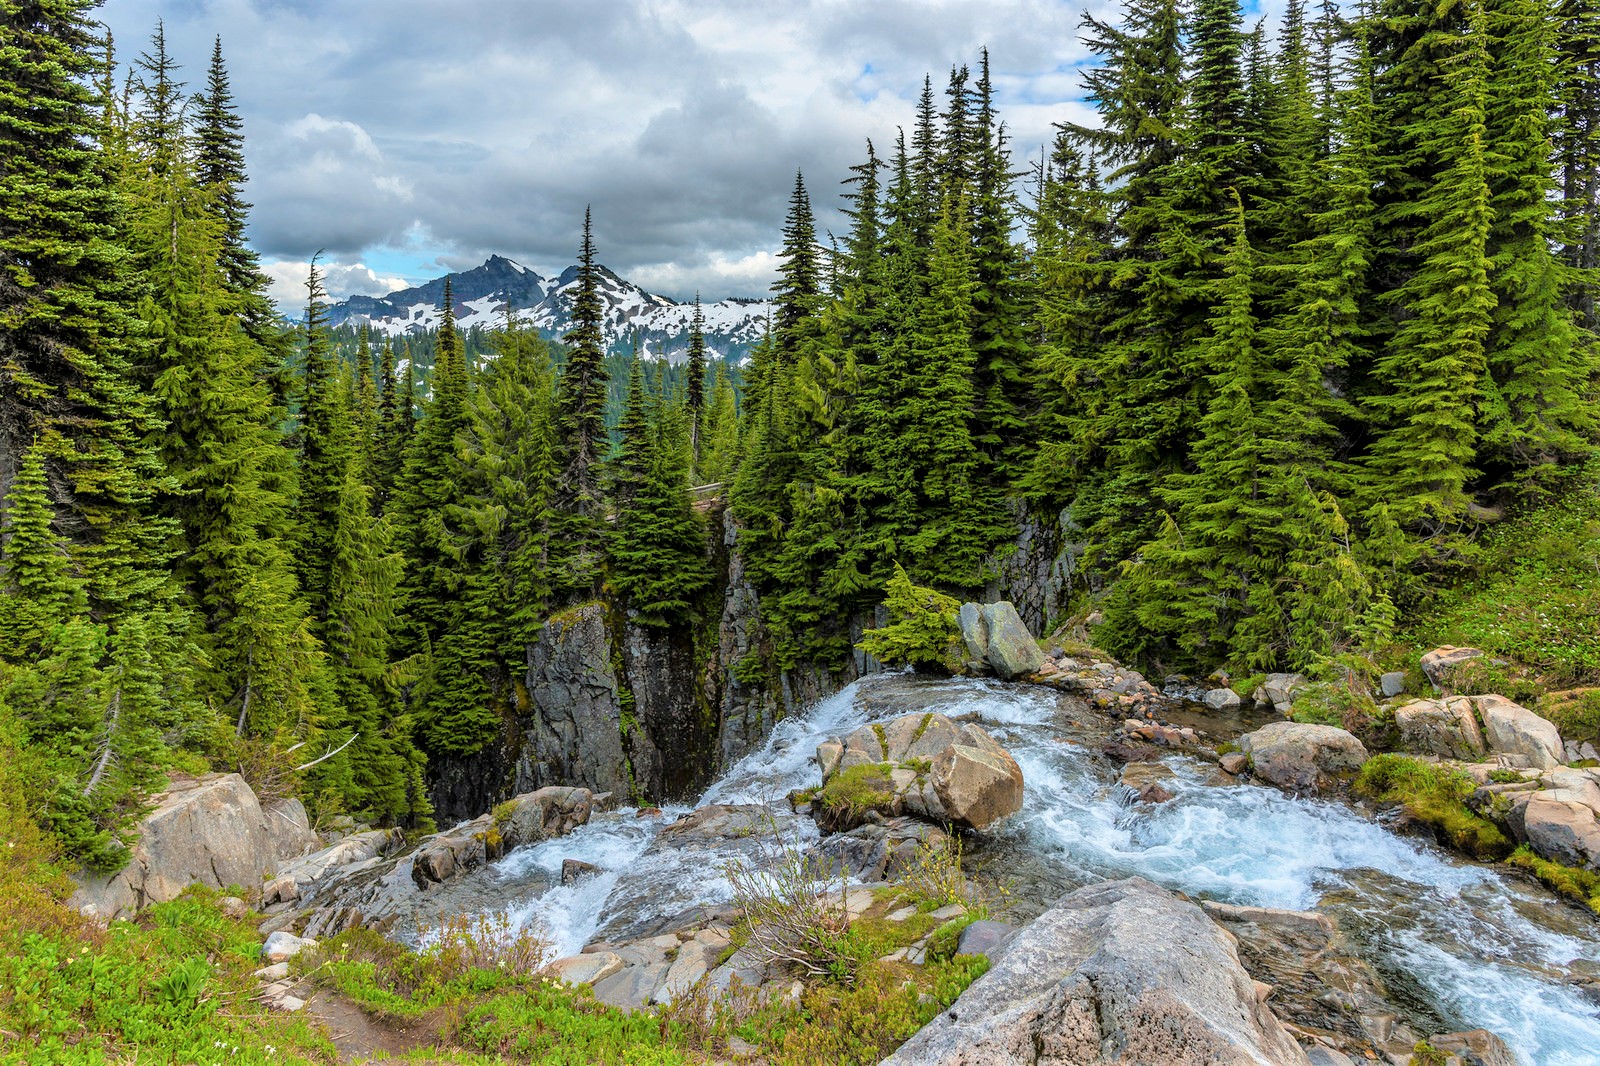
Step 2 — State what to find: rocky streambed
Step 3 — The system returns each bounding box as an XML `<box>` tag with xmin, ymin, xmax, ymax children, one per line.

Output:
<box><xmin>472</xmin><ymin>673</ymin><xmax>1600</xmax><ymax>1065</ymax></box>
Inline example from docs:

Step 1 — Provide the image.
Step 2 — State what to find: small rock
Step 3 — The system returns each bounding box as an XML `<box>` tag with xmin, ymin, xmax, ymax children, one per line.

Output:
<box><xmin>218</xmin><ymin>895</ymin><xmax>249</xmax><ymax>920</ymax></box>
<box><xmin>262</xmin><ymin>875</ymin><xmax>298</xmax><ymax>906</ymax></box>
<box><xmin>549</xmin><ymin>951</ymin><xmax>624</xmax><ymax>986</ymax></box>
<box><xmin>955</xmin><ymin>919</ymin><xmax>1017</xmax><ymax>962</ymax></box>
<box><xmin>1220</xmin><ymin>752</ymin><xmax>1249</xmax><ymax>775</ymax></box>
<box><xmin>261</xmin><ymin>931</ymin><xmax>316</xmax><ymax>963</ymax></box>
<box><xmin>561</xmin><ymin>858</ymin><xmax>601</xmax><ymax>886</ymax></box>
<box><xmin>1203</xmin><ymin>688</ymin><xmax>1241</xmax><ymax>711</ymax></box>
<box><xmin>1427</xmin><ymin>1028</ymin><xmax>1518</xmax><ymax>1066</ymax></box>
<box><xmin>1379</xmin><ymin>671</ymin><xmax>1407</xmax><ymax>698</ymax></box>
<box><xmin>273</xmin><ymin>994</ymin><xmax>305</xmax><ymax>1013</ymax></box>
<box><xmin>253</xmin><ymin>962</ymin><xmax>290</xmax><ymax>980</ymax></box>
<box><xmin>887</xmin><ymin>905</ymin><xmax>918</xmax><ymax>922</ymax></box>
<box><xmin>1420</xmin><ymin>645</ymin><xmax>1486</xmax><ymax>688</ymax></box>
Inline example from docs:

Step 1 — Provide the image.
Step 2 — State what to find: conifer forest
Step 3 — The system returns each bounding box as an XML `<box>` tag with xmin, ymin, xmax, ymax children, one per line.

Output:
<box><xmin>4</xmin><ymin>0</ymin><xmax>1598</xmax><ymax>866</ymax></box>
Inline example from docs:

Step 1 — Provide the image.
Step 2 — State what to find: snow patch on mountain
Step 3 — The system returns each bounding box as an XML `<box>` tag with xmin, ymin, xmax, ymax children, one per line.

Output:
<box><xmin>326</xmin><ymin>255</ymin><xmax>770</xmax><ymax>360</ymax></box>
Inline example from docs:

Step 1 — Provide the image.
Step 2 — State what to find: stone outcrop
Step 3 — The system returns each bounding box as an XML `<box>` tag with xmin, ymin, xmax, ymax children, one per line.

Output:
<box><xmin>814</xmin><ymin>712</ymin><xmax>1024</xmax><ymax>831</ymax></box>
<box><xmin>1395</xmin><ymin>697</ymin><xmax>1487</xmax><ymax>761</ymax></box>
<box><xmin>1237</xmin><ymin>722</ymin><xmax>1368</xmax><ymax>792</ymax></box>
<box><xmin>72</xmin><ymin>773</ymin><xmax>321</xmax><ymax>919</ymax></box>
<box><xmin>881</xmin><ymin>877</ymin><xmax>1310</xmax><ymax>1066</ymax></box>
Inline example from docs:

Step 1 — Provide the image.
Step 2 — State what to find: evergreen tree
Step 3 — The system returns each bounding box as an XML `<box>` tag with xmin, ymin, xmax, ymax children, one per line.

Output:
<box><xmin>1364</xmin><ymin>10</ymin><xmax>1496</xmax><ymax>532</ymax></box>
<box><xmin>611</xmin><ymin>394</ymin><xmax>710</xmax><ymax>627</ymax></box>
<box><xmin>549</xmin><ymin>208</ymin><xmax>610</xmax><ymax>602</ymax></box>
<box><xmin>772</xmin><ymin>171</ymin><xmax>822</xmax><ymax>362</ymax></box>
<box><xmin>296</xmin><ymin>260</ymin><xmax>357</xmax><ymax>627</ymax></box>
<box><xmin>698</xmin><ymin>365</ymin><xmax>741</xmax><ymax>487</ymax></box>
<box><xmin>685</xmin><ymin>296</ymin><xmax>708</xmax><ymax>464</ymax></box>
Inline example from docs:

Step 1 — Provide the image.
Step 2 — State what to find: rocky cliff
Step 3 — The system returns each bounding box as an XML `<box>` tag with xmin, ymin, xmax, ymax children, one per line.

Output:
<box><xmin>425</xmin><ymin>503</ymin><xmax>1071</xmax><ymax>822</ymax></box>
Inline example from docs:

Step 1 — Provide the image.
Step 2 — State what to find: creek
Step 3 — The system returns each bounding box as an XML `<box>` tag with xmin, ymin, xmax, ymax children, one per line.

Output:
<box><xmin>489</xmin><ymin>673</ymin><xmax>1600</xmax><ymax>1065</ymax></box>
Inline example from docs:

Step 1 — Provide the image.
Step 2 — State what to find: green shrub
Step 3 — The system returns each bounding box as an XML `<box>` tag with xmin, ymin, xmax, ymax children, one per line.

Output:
<box><xmin>1540</xmin><ymin>689</ymin><xmax>1600</xmax><ymax>746</ymax></box>
<box><xmin>858</xmin><ymin>565</ymin><xmax>964</xmax><ymax>674</ymax></box>
<box><xmin>1354</xmin><ymin>754</ymin><xmax>1512</xmax><ymax>860</ymax></box>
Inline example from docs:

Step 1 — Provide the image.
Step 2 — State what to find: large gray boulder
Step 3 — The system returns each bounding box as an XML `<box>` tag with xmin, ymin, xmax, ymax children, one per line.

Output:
<box><xmin>1476</xmin><ymin>695</ymin><xmax>1562</xmax><ymax>770</ymax></box>
<box><xmin>881</xmin><ymin>877</ymin><xmax>1309</xmax><ymax>1066</ymax></box>
<box><xmin>816</xmin><ymin>713</ymin><xmax>1023</xmax><ymax>831</ymax></box>
<box><xmin>72</xmin><ymin>773</ymin><xmax>285</xmax><ymax>918</ymax></box>
<box><xmin>979</xmin><ymin>601</ymin><xmax>1045</xmax><ymax>680</ymax></box>
<box><xmin>1395</xmin><ymin>697</ymin><xmax>1487</xmax><ymax>761</ymax></box>
<box><xmin>1237</xmin><ymin>722</ymin><xmax>1368</xmax><ymax>792</ymax></box>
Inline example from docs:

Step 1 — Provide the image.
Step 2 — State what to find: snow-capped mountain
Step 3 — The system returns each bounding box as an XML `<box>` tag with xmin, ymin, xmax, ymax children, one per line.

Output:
<box><xmin>326</xmin><ymin>255</ymin><xmax>770</xmax><ymax>362</ymax></box>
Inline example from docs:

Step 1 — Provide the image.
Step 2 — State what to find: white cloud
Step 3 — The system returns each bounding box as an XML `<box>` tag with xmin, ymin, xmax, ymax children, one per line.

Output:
<box><xmin>260</xmin><ymin>258</ymin><xmax>412</xmax><ymax>311</ymax></box>
<box><xmin>93</xmin><ymin>0</ymin><xmax>1175</xmax><ymax>299</ymax></box>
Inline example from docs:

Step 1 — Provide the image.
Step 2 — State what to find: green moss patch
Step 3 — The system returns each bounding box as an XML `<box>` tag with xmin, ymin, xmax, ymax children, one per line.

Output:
<box><xmin>1354</xmin><ymin>754</ymin><xmax>1512</xmax><ymax>860</ymax></box>
<box><xmin>1506</xmin><ymin>846</ymin><xmax>1600</xmax><ymax>917</ymax></box>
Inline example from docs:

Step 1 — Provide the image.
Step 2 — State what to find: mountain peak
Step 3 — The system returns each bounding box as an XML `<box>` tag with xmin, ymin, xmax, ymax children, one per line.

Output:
<box><xmin>325</xmin><ymin>256</ymin><xmax>770</xmax><ymax>361</ymax></box>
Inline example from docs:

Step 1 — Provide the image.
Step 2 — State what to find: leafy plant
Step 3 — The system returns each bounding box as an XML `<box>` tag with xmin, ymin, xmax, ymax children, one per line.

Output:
<box><xmin>1354</xmin><ymin>754</ymin><xmax>1511</xmax><ymax>860</ymax></box>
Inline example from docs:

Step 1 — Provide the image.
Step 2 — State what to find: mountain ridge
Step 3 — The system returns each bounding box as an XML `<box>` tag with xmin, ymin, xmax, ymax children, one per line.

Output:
<box><xmin>326</xmin><ymin>255</ymin><xmax>771</xmax><ymax>361</ymax></box>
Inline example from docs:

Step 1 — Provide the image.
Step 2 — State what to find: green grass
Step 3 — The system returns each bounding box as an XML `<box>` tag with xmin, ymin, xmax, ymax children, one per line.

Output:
<box><xmin>1506</xmin><ymin>845</ymin><xmax>1600</xmax><ymax>917</ymax></box>
<box><xmin>1353</xmin><ymin>754</ymin><xmax>1512</xmax><ymax>860</ymax></box>
<box><xmin>814</xmin><ymin>762</ymin><xmax>898</xmax><ymax>830</ymax></box>
<box><xmin>1405</xmin><ymin>463</ymin><xmax>1600</xmax><ymax>686</ymax></box>
<box><xmin>0</xmin><ymin>885</ymin><xmax>334</xmax><ymax>1065</ymax></box>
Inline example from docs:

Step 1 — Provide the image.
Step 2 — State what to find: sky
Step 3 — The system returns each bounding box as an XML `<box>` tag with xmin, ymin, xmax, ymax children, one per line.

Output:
<box><xmin>95</xmin><ymin>0</ymin><xmax>1281</xmax><ymax>310</ymax></box>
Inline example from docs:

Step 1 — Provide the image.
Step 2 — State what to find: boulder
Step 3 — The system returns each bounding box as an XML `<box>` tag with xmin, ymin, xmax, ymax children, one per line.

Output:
<box><xmin>562</xmin><ymin>858</ymin><xmax>602</xmax><ymax>885</ymax></box>
<box><xmin>1395</xmin><ymin>697</ymin><xmax>1487</xmax><ymax>761</ymax></box>
<box><xmin>1427</xmin><ymin>1029</ymin><xmax>1518</xmax><ymax>1066</ymax></box>
<box><xmin>1476</xmin><ymin>695</ymin><xmax>1562</xmax><ymax>770</ymax></box>
<box><xmin>958</xmin><ymin>602</ymin><xmax>989</xmax><ymax>662</ymax></box>
<box><xmin>977</xmin><ymin>601</ymin><xmax>1045</xmax><ymax>680</ymax></box>
<box><xmin>930</xmin><ymin>725</ymin><xmax>1026</xmax><ymax>829</ymax></box>
<box><xmin>1420</xmin><ymin>646</ymin><xmax>1486</xmax><ymax>689</ymax></box>
<box><xmin>1204</xmin><ymin>687</ymin><xmax>1242</xmax><ymax>711</ymax></box>
<box><xmin>261</xmin><ymin>931</ymin><xmax>316</xmax><ymax>963</ymax></box>
<box><xmin>498</xmin><ymin>786</ymin><xmax>594</xmax><ymax>848</ymax></box>
<box><xmin>657</xmin><ymin>803</ymin><xmax>772</xmax><ymax>847</ymax></box>
<box><xmin>817</xmin><ymin>713</ymin><xmax>1024</xmax><ymax>831</ymax></box>
<box><xmin>262</xmin><ymin>798</ymin><xmax>320</xmax><ymax>862</ymax></box>
<box><xmin>72</xmin><ymin>774</ymin><xmax>279</xmax><ymax>919</ymax></box>
<box><xmin>274</xmin><ymin>828</ymin><xmax>400</xmax><ymax>898</ymax></box>
<box><xmin>881</xmin><ymin>877</ymin><xmax>1309</xmax><ymax>1066</ymax></box>
<box><xmin>1522</xmin><ymin>793</ymin><xmax>1600</xmax><ymax>870</ymax></box>
<box><xmin>549</xmin><ymin>951</ymin><xmax>624</xmax><ymax>986</ymax></box>
<box><xmin>1237</xmin><ymin>722</ymin><xmax>1368</xmax><ymax>792</ymax></box>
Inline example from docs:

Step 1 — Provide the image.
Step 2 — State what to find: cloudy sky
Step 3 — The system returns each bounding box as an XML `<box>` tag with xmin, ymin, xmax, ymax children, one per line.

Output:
<box><xmin>96</xmin><ymin>0</ymin><xmax>1279</xmax><ymax>309</ymax></box>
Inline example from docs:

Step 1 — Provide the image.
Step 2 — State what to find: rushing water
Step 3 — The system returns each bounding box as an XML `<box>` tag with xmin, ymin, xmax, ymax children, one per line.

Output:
<box><xmin>489</xmin><ymin>674</ymin><xmax>1600</xmax><ymax>1065</ymax></box>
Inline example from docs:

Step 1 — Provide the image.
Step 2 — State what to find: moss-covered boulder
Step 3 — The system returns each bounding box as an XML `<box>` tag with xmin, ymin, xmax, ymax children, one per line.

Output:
<box><xmin>813</xmin><ymin>713</ymin><xmax>1023</xmax><ymax>831</ymax></box>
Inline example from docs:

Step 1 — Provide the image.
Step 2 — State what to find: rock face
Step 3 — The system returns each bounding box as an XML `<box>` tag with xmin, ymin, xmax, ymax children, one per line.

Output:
<box><xmin>1396</xmin><ymin>697</ymin><xmax>1487</xmax><ymax>761</ymax></box>
<box><xmin>1237</xmin><ymin>722</ymin><xmax>1368</xmax><ymax>792</ymax></box>
<box><xmin>72</xmin><ymin>774</ymin><xmax>316</xmax><ymax>919</ymax></box>
<box><xmin>815</xmin><ymin>712</ymin><xmax>1024</xmax><ymax>831</ymax></box>
<box><xmin>1476</xmin><ymin>694</ymin><xmax>1562</xmax><ymax>770</ymax></box>
<box><xmin>881</xmin><ymin>877</ymin><xmax>1309</xmax><ymax>1066</ymax></box>
<box><xmin>1523</xmin><ymin>792</ymin><xmax>1600</xmax><ymax>870</ymax></box>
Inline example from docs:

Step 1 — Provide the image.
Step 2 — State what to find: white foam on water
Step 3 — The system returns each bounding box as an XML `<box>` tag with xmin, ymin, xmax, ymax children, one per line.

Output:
<box><xmin>486</xmin><ymin>674</ymin><xmax>1600</xmax><ymax>1063</ymax></box>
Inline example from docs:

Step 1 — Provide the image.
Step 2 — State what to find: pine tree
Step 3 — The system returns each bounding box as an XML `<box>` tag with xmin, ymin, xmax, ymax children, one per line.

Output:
<box><xmin>296</xmin><ymin>260</ymin><xmax>358</xmax><ymax>627</ymax></box>
<box><xmin>698</xmin><ymin>365</ymin><xmax>740</xmax><ymax>487</ymax></box>
<box><xmin>685</xmin><ymin>296</ymin><xmax>708</xmax><ymax>464</ymax></box>
<box><xmin>772</xmin><ymin>171</ymin><xmax>821</xmax><ymax>363</ymax></box>
<box><xmin>549</xmin><ymin>208</ymin><xmax>610</xmax><ymax>601</ymax></box>
<box><xmin>1364</xmin><ymin>10</ymin><xmax>1496</xmax><ymax>531</ymax></box>
<box><xmin>611</xmin><ymin>394</ymin><xmax>710</xmax><ymax>627</ymax></box>
<box><xmin>1478</xmin><ymin>0</ymin><xmax>1597</xmax><ymax>487</ymax></box>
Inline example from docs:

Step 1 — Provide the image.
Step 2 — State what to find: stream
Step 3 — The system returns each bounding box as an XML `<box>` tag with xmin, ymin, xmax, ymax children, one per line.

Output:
<box><xmin>488</xmin><ymin>673</ymin><xmax>1600</xmax><ymax>1065</ymax></box>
